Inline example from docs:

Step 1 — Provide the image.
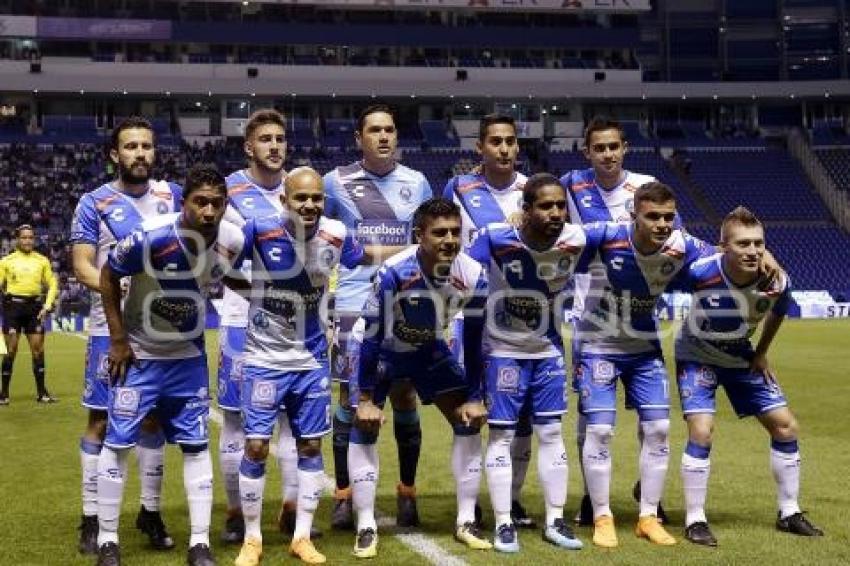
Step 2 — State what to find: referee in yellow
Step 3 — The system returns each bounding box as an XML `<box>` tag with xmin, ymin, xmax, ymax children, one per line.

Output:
<box><xmin>0</xmin><ymin>224</ymin><xmax>59</xmax><ymax>404</ymax></box>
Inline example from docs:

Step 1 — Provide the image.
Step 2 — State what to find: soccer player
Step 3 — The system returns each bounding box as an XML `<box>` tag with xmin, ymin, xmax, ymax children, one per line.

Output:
<box><xmin>348</xmin><ymin>198</ymin><xmax>489</xmax><ymax>558</ymax></box>
<box><xmin>559</xmin><ymin>116</ymin><xmax>670</xmax><ymax>526</ymax></box>
<box><xmin>468</xmin><ymin>174</ymin><xmax>585</xmax><ymax>552</ymax></box>
<box><xmin>234</xmin><ymin>167</ymin><xmax>385</xmax><ymax>565</ymax></box>
<box><xmin>442</xmin><ymin>113</ymin><xmax>535</xmax><ymax>528</ymax></box>
<box><xmin>71</xmin><ymin>116</ymin><xmax>182</xmax><ymax>554</ymax></box>
<box><xmin>674</xmin><ymin>206</ymin><xmax>823</xmax><ymax>546</ymax></box>
<box><xmin>95</xmin><ymin>164</ymin><xmax>243</xmax><ymax>566</ymax></box>
<box><xmin>216</xmin><ymin>108</ymin><xmax>308</xmax><ymax>543</ymax></box>
<box><xmin>573</xmin><ymin>182</ymin><xmax>713</xmax><ymax>548</ymax></box>
<box><xmin>0</xmin><ymin>224</ymin><xmax>58</xmax><ymax>404</ymax></box>
<box><xmin>324</xmin><ymin>104</ymin><xmax>432</xmax><ymax>529</ymax></box>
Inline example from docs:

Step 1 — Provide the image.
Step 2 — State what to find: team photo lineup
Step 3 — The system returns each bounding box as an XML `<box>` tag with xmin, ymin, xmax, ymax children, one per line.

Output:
<box><xmin>1</xmin><ymin>105</ymin><xmax>836</xmax><ymax>566</ymax></box>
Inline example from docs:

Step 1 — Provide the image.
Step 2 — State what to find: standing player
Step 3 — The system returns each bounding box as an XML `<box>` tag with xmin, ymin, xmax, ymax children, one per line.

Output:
<box><xmin>573</xmin><ymin>182</ymin><xmax>713</xmax><ymax>548</ymax></box>
<box><xmin>216</xmin><ymin>108</ymin><xmax>307</xmax><ymax>543</ymax></box>
<box><xmin>234</xmin><ymin>167</ymin><xmax>384</xmax><ymax>565</ymax></box>
<box><xmin>71</xmin><ymin>117</ymin><xmax>182</xmax><ymax>554</ymax></box>
<box><xmin>674</xmin><ymin>207</ymin><xmax>823</xmax><ymax>546</ymax></box>
<box><xmin>324</xmin><ymin>104</ymin><xmax>431</xmax><ymax>529</ymax></box>
<box><xmin>559</xmin><ymin>117</ymin><xmax>670</xmax><ymax>526</ymax></box>
<box><xmin>442</xmin><ymin>114</ymin><xmax>535</xmax><ymax>528</ymax></box>
<box><xmin>95</xmin><ymin>164</ymin><xmax>243</xmax><ymax>566</ymax></box>
<box><xmin>0</xmin><ymin>224</ymin><xmax>58</xmax><ymax>404</ymax></box>
<box><xmin>348</xmin><ymin>198</ymin><xmax>490</xmax><ymax>558</ymax></box>
<box><xmin>469</xmin><ymin>174</ymin><xmax>585</xmax><ymax>552</ymax></box>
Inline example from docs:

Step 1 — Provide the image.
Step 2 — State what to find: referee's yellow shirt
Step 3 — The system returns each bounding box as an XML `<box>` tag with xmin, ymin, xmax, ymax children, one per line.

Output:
<box><xmin>0</xmin><ymin>250</ymin><xmax>59</xmax><ymax>310</ymax></box>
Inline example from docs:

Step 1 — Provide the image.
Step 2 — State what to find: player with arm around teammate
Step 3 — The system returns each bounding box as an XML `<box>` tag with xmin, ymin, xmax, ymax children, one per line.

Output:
<box><xmin>71</xmin><ymin>117</ymin><xmax>182</xmax><ymax>554</ymax></box>
<box><xmin>674</xmin><ymin>206</ymin><xmax>823</xmax><ymax>546</ymax></box>
<box><xmin>95</xmin><ymin>164</ymin><xmax>244</xmax><ymax>566</ymax></box>
<box><xmin>348</xmin><ymin>198</ymin><xmax>489</xmax><ymax>558</ymax></box>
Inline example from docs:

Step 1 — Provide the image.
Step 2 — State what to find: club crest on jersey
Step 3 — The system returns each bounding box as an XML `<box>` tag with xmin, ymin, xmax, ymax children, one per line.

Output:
<box><xmin>252</xmin><ymin>311</ymin><xmax>270</xmax><ymax>329</ymax></box>
<box><xmin>696</xmin><ymin>366</ymin><xmax>717</xmax><ymax>388</ymax></box>
<box><xmin>97</xmin><ymin>353</ymin><xmax>110</xmax><ymax>381</ymax></box>
<box><xmin>660</xmin><ymin>261</ymin><xmax>675</xmax><ymax>275</ymax></box>
<box><xmin>156</xmin><ymin>201</ymin><xmax>169</xmax><ymax>214</ymax></box>
<box><xmin>755</xmin><ymin>297</ymin><xmax>771</xmax><ymax>313</ymax></box>
<box><xmin>318</xmin><ymin>248</ymin><xmax>336</xmax><ymax>270</ymax></box>
<box><xmin>399</xmin><ymin>185</ymin><xmax>413</xmax><ymax>203</ymax></box>
<box><xmin>592</xmin><ymin>360</ymin><xmax>615</xmax><ymax>384</ymax></box>
<box><xmin>251</xmin><ymin>380</ymin><xmax>276</xmax><ymax>408</ymax></box>
<box><xmin>497</xmin><ymin>366</ymin><xmax>520</xmax><ymax>392</ymax></box>
<box><xmin>114</xmin><ymin>387</ymin><xmax>141</xmax><ymax>417</ymax></box>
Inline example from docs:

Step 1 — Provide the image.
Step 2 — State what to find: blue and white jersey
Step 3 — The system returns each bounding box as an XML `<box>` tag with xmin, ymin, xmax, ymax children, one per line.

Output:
<box><xmin>107</xmin><ymin>213</ymin><xmax>244</xmax><ymax>360</ymax></box>
<box><xmin>442</xmin><ymin>172</ymin><xmax>526</xmax><ymax>249</ymax></box>
<box><xmin>219</xmin><ymin>170</ymin><xmax>285</xmax><ymax>327</ymax></box>
<box><xmin>468</xmin><ymin>223</ymin><xmax>590</xmax><ymax>359</ymax></box>
<box><xmin>242</xmin><ymin>215</ymin><xmax>364</xmax><ymax>371</ymax></box>
<box><xmin>70</xmin><ymin>180</ymin><xmax>182</xmax><ymax>336</ymax></box>
<box><xmin>560</xmin><ymin>168</ymin><xmax>656</xmax><ymax>225</ymax></box>
<box><xmin>324</xmin><ymin>161</ymin><xmax>431</xmax><ymax>312</ymax></box>
<box><xmin>675</xmin><ymin>254</ymin><xmax>791</xmax><ymax>369</ymax></box>
<box><xmin>360</xmin><ymin>246</ymin><xmax>487</xmax><ymax>366</ymax></box>
<box><xmin>578</xmin><ymin>222</ymin><xmax>713</xmax><ymax>355</ymax></box>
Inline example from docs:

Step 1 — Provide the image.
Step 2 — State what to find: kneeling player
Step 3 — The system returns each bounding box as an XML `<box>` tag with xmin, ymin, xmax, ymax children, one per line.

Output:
<box><xmin>469</xmin><ymin>173</ymin><xmax>586</xmax><ymax>552</ymax></box>
<box><xmin>349</xmin><ymin>198</ymin><xmax>489</xmax><ymax>558</ymax></box>
<box><xmin>675</xmin><ymin>207</ymin><xmax>823</xmax><ymax>546</ymax></box>
<box><xmin>96</xmin><ymin>165</ymin><xmax>243</xmax><ymax>566</ymax></box>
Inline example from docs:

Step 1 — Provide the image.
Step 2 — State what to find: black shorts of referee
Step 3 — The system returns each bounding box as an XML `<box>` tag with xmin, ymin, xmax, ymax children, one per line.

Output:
<box><xmin>2</xmin><ymin>295</ymin><xmax>45</xmax><ymax>335</ymax></box>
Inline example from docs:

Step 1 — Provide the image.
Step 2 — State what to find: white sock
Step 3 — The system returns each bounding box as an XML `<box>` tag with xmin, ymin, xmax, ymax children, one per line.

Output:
<box><xmin>239</xmin><ymin>458</ymin><xmax>267</xmax><ymax>541</ymax></box>
<box><xmin>184</xmin><ymin>449</ymin><xmax>214</xmax><ymax>547</ymax></box>
<box><xmin>681</xmin><ymin>452</ymin><xmax>710</xmax><ymax>526</ymax></box>
<box><xmin>348</xmin><ymin>441</ymin><xmax>379</xmax><ymax>531</ymax></box>
<box><xmin>576</xmin><ymin>413</ymin><xmax>588</xmax><ymax>496</ymax></box>
<box><xmin>638</xmin><ymin>419</ymin><xmax>670</xmax><ymax>517</ymax></box>
<box><xmin>452</xmin><ymin>431</ymin><xmax>482</xmax><ymax>526</ymax></box>
<box><xmin>278</xmin><ymin>412</ymin><xmax>299</xmax><ymax>505</ymax></box>
<box><xmin>97</xmin><ymin>446</ymin><xmax>129</xmax><ymax>546</ymax></box>
<box><xmin>582</xmin><ymin>423</ymin><xmax>613</xmax><ymax>519</ymax></box>
<box><xmin>294</xmin><ymin>455</ymin><xmax>325</xmax><ymax>540</ymax></box>
<box><xmin>510</xmin><ymin>431</ymin><xmax>532</xmax><ymax>503</ymax></box>
<box><xmin>219</xmin><ymin>410</ymin><xmax>244</xmax><ymax>513</ymax></box>
<box><xmin>771</xmin><ymin>441</ymin><xmax>801</xmax><ymax>519</ymax></box>
<box><xmin>80</xmin><ymin>438</ymin><xmax>102</xmax><ymax>517</ymax></box>
<box><xmin>485</xmin><ymin>427</ymin><xmax>514</xmax><ymax>527</ymax></box>
<box><xmin>136</xmin><ymin>431</ymin><xmax>165</xmax><ymax>512</ymax></box>
<box><xmin>535</xmin><ymin>422</ymin><xmax>568</xmax><ymax>526</ymax></box>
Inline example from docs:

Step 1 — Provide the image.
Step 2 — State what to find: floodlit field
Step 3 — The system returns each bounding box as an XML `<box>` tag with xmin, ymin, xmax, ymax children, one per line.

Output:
<box><xmin>1</xmin><ymin>320</ymin><xmax>848</xmax><ymax>565</ymax></box>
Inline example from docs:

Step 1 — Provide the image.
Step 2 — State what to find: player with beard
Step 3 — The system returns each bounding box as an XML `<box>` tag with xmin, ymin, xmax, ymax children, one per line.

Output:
<box><xmin>71</xmin><ymin>117</ymin><xmax>182</xmax><ymax>554</ymax></box>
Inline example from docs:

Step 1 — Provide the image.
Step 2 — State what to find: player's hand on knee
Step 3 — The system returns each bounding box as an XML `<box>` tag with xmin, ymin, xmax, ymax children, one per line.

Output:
<box><xmin>355</xmin><ymin>399</ymin><xmax>384</xmax><ymax>434</ymax></box>
<box><xmin>459</xmin><ymin>401</ymin><xmax>487</xmax><ymax>429</ymax></box>
<box><xmin>107</xmin><ymin>339</ymin><xmax>135</xmax><ymax>386</ymax></box>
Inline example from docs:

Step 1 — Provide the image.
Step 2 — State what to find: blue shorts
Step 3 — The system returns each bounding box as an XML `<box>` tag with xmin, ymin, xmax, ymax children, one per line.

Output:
<box><xmin>241</xmin><ymin>364</ymin><xmax>332</xmax><ymax>440</ymax></box>
<box><xmin>332</xmin><ymin>314</ymin><xmax>360</xmax><ymax>384</ymax></box>
<box><xmin>350</xmin><ymin>342</ymin><xmax>468</xmax><ymax>407</ymax></box>
<box><xmin>81</xmin><ymin>335</ymin><xmax>111</xmax><ymax>410</ymax></box>
<box><xmin>575</xmin><ymin>352</ymin><xmax>670</xmax><ymax>417</ymax></box>
<box><xmin>676</xmin><ymin>361</ymin><xmax>788</xmax><ymax>418</ymax></box>
<box><xmin>217</xmin><ymin>325</ymin><xmax>246</xmax><ymax>412</ymax></box>
<box><xmin>105</xmin><ymin>356</ymin><xmax>211</xmax><ymax>449</ymax></box>
<box><xmin>485</xmin><ymin>355</ymin><xmax>568</xmax><ymax>426</ymax></box>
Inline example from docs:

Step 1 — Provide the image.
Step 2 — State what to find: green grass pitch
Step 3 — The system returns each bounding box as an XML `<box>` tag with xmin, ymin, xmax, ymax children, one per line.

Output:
<box><xmin>0</xmin><ymin>319</ymin><xmax>848</xmax><ymax>565</ymax></box>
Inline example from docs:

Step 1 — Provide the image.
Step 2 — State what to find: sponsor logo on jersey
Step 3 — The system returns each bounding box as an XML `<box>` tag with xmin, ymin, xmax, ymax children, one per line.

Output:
<box><xmin>355</xmin><ymin>219</ymin><xmax>409</xmax><ymax>246</ymax></box>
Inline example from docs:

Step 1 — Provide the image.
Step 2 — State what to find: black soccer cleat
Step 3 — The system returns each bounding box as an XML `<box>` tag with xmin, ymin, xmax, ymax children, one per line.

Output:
<box><xmin>396</xmin><ymin>484</ymin><xmax>420</xmax><ymax>528</ymax></box>
<box><xmin>278</xmin><ymin>502</ymin><xmax>324</xmax><ymax>539</ymax></box>
<box><xmin>511</xmin><ymin>500</ymin><xmax>537</xmax><ymax>529</ymax></box>
<box><xmin>135</xmin><ymin>505</ymin><xmax>175</xmax><ymax>550</ymax></box>
<box><xmin>474</xmin><ymin>502</ymin><xmax>485</xmax><ymax>529</ymax></box>
<box><xmin>573</xmin><ymin>494</ymin><xmax>594</xmax><ymax>526</ymax></box>
<box><xmin>36</xmin><ymin>393</ymin><xmax>57</xmax><ymax>404</ymax></box>
<box><xmin>684</xmin><ymin>521</ymin><xmax>718</xmax><ymax>547</ymax></box>
<box><xmin>776</xmin><ymin>512</ymin><xmax>824</xmax><ymax>537</ymax></box>
<box><xmin>187</xmin><ymin>543</ymin><xmax>216</xmax><ymax>566</ymax></box>
<box><xmin>331</xmin><ymin>495</ymin><xmax>355</xmax><ymax>531</ymax></box>
<box><xmin>78</xmin><ymin>514</ymin><xmax>99</xmax><ymax>554</ymax></box>
<box><xmin>220</xmin><ymin>511</ymin><xmax>244</xmax><ymax>544</ymax></box>
<box><xmin>96</xmin><ymin>542</ymin><xmax>121</xmax><ymax>566</ymax></box>
<box><xmin>632</xmin><ymin>480</ymin><xmax>670</xmax><ymax>525</ymax></box>
<box><xmin>0</xmin><ymin>395</ymin><xmax>9</xmax><ymax>406</ymax></box>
